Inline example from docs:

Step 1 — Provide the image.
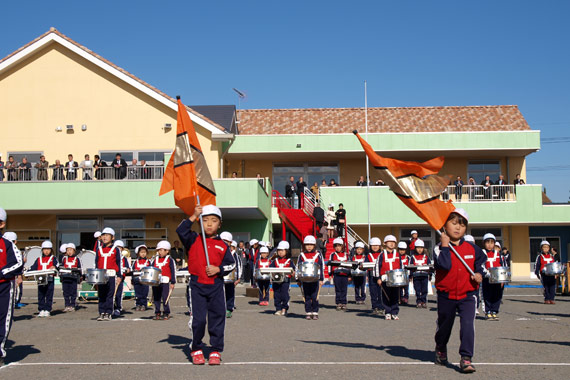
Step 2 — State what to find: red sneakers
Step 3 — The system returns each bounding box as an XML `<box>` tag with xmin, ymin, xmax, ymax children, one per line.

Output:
<box><xmin>208</xmin><ymin>351</ymin><xmax>221</xmax><ymax>365</ymax></box>
<box><xmin>191</xmin><ymin>350</ymin><xmax>206</xmax><ymax>365</ymax></box>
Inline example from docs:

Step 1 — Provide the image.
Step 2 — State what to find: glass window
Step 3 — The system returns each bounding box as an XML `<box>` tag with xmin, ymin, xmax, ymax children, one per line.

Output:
<box><xmin>58</xmin><ymin>218</ymin><xmax>99</xmax><ymax>230</ymax></box>
<box><xmin>272</xmin><ymin>163</ymin><xmax>339</xmax><ymax>196</ymax></box>
<box><xmin>468</xmin><ymin>161</ymin><xmax>501</xmax><ymax>184</ymax></box>
<box><xmin>100</xmin><ymin>152</ymin><xmax>134</xmax><ymax>164</ymax></box>
<box><xmin>7</xmin><ymin>151</ymin><xmax>43</xmax><ymax>165</ymax></box>
<box><xmin>138</xmin><ymin>151</ymin><xmax>167</xmax><ymax>165</ymax></box>
<box><xmin>273</xmin><ymin>164</ymin><xmax>304</xmax><ymax>196</ymax></box>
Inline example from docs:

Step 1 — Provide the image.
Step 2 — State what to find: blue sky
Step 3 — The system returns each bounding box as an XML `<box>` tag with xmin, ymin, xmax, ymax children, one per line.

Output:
<box><xmin>1</xmin><ymin>1</ymin><xmax>569</xmax><ymax>201</ymax></box>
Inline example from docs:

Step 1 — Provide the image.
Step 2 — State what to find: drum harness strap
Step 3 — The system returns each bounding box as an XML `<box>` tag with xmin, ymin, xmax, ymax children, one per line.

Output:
<box><xmin>383</xmin><ymin>250</ymin><xmax>398</xmax><ymax>271</ymax></box>
<box><xmin>63</xmin><ymin>256</ymin><xmax>77</xmax><ymax>268</ymax></box>
<box><xmin>277</xmin><ymin>258</ymin><xmax>291</xmax><ymax>268</ymax></box>
<box><xmin>40</xmin><ymin>256</ymin><xmax>54</xmax><ymax>270</ymax></box>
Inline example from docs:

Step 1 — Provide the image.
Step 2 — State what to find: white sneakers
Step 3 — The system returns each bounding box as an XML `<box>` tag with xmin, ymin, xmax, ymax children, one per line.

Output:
<box><xmin>37</xmin><ymin>310</ymin><xmax>51</xmax><ymax>317</ymax></box>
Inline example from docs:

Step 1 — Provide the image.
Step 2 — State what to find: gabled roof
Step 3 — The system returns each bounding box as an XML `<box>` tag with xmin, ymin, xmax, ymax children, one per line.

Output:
<box><xmin>189</xmin><ymin>105</ymin><xmax>237</xmax><ymax>134</ymax></box>
<box><xmin>0</xmin><ymin>27</ymin><xmax>227</xmax><ymax>135</ymax></box>
<box><xmin>237</xmin><ymin>105</ymin><xmax>531</xmax><ymax>135</ymax></box>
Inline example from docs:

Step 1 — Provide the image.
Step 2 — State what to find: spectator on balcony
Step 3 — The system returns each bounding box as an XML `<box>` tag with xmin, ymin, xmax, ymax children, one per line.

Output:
<box><xmin>51</xmin><ymin>160</ymin><xmax>65</xmax><ymax>181</ymax></box>
<box><xmin>514</xmin><ymin>174</ymin><xmax>525</xmax><ymax>185</ymax></box>
<box><xmin>481</xmin><ymin>175</ymin><xmax>493</xmax><ymax>200</ymax></box>
<box><xmin>311</xmin><ymin>182</ymin><xmax>319</xmax><ymax>200</ymax></box>
<box><xmin>35</xmin><ymin>155</ymin><xmax>49</xmax><ymax>181</ymax></box>
<box><xmin>94</xmin><ymin>155</ymin><xmax>107</xmax><ymax>180</ymax></box>
<box><xmin>128</xmin><ymin>159</ymin><xmax>139</xmax><ymax>179</ymax></box>
<box><xmin>496</xmin><ymin>174</ymin><xmax>507</xmax><ymax>199</ymax></box>
<box><xmin>6</xmin><ymin>155</ymin><xmax>18</xmax><ymax>181</ymax></box>
<box><xmin>80</xmin><ymin>154</ymin><xmax>93</xmax><ymax>181</ymax></box>
<box><xmin>18</xmin><ymin>157</ymin><xmax>32</xmax><ymax>181</ymax></box>
<box><xmin>454</xmin><ymin>176</ymin><xmax>464</xmax><ymax>202</ymax></box>
<box><xmin>356</xmin><ymin>176</ymin><xmax>367</xmax><ymax>186</ymax></box>
<box><xmin>140</xmin><ymin>160</ymin><xmax>152</xmax><ymax>179</ymax></box>
<box><xmin>256</xmin><ymin>173</ymin><xmax>265</xmax><ymax>189</ymax></box>
<box><xmin>296</xmin><ymin>176</ymin><xmax>307</xmax><ymax>208</ymax></box>
<box><xmin>285</xmin><ymin>176</ymin><xmax>296</xmax><ymax>205</ymax></box>
<box><xmin>329</xmin><ymin>179</ymin><xmax>338</xmax><ymax>187</ymax></box>
<box><xmin>231</xmin><ymin>171</ymin><xmax>238</xmax><ymax>178</ymax></box>
<box><xmin>335</xmin><ymin>203</ymin><xmax>346</xmax><ymax>238</ymax></box>
<box><xmin>0</xmin><ymin>154</ymin><xmax>4</xmax><ymax>181</ymax></box>
<box><xmin>65</xmin><ymin>154</ymin><xmax>78</xmax><ymax>180</ymax></box>
<box><xmin>375</xmin><ymin>178</ymin><xmax>385</xmax><ymax>186</ymax></box>
<box><xmin>313</xmin><ymin>201</ymin><xmax>325</xmax><ymax>229</ymax></box>
<box><xmin>467</xmin><ymin>176</ymin><xmax>476</xmax><ymax>200</ymax></box>
<box><xmin>321</xmin><ymin>179</ymin><xmax>327</xmax><ymax>187</ymax></box>
<box><xmin>326</xmin><ymin>204</ymin><xmax>336</xmax><ymax>240</ymax></box>
<box><xmin>112</xmin><ymin>153</ymin><xmax>127</xmax><ymax>180</ymax></box>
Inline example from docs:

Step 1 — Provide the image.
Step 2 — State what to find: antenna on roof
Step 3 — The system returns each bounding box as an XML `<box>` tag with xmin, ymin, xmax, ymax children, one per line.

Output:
<box><xmin>232</xmin><ymin>88</ymin><xmax>247</xmax><ymax>125</ymax></box>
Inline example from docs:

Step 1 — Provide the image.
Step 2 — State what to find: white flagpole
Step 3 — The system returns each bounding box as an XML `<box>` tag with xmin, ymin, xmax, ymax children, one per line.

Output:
<box><xmin>365</xmin><ymin>81</ymin><xmax>371</xmax><ymax>243</ymax></box>
<box><xmin>196</xmin><ymin>194</ymin><xmax>211</xmax><ymax>267</ymax></box>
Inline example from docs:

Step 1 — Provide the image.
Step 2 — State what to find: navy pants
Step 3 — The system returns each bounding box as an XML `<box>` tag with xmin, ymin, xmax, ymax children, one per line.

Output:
<box><xmin>353</xmin><ymin>275</ymin><xmax>366</xmax><ymax>302</ymax></box>
<box><xmin>38</xmin><ymin>280</ymin><xmax>54</xmax><ymax>312</ymax></box>
<box><xmin>153</xmin><ymin>283</ymin><xmax>171</xmax><ymax>314</ymax></box>
<box><xmin>134</xmin><ymin>281</ymin><xmax>149</xmax><ymax>306</ymax></box>
<box><xmin>302</xmin><ymin>281</ymin><xmax>320</xmax><ymax>313</ymax></box>
<box><xmin>16</xmin><ymin>281</ymin><xmax>23</xmax><ymax>304</ymax></box>
<box><xmin>258</xmin><ymin>280</ymin><xmax>270</xmax><ymax>302</ymax></box>
<box><xmin>435</xmin><ymin>293</ymin><xmax>477</xmax><ymax>358</ymax></box>
<box><xmin>188</xmin><ymin>278</ymin><xmax>226</xmax><ymax>352</ymax></box>
<box><xmin>401</xmin><ymin>280</ymin><xmax>409</xmax><ymax>300</ymax></box>
<box><xmin>369</xmin><ymin>274</ymin><xmax>383</xmax><ymax>310</ymax></box>
<box><xmin>62</xmin><ymin>279</ymin><xmax>78</xmax><ymax>307</ymax></box>
<box><xmin>97</xmin><ymin>276</ymin><xmax>116</xmax><ymax>315</ymax></box>
<box><xmin>225</xmin><ymin>282</ymin><xmax>235</xmax><ymax>311</ymax></box>
<box><xmin>273</xmin><ymin>282</ymin><xmax>290</xmax><ymax>311</ymax></box>
<box><xmin>381</xmin><ymin>283</ymin><xmax>400</xmax><ymax>315</ymax></box>
<box><xmin>482</xmin><ymin>278</ymin><xmax>503</xmax><ymax>313</ymax></box>
<box><xmin>413</xmin><ymin>276</ymin><xmax>429</xmax><ymax>304</ymax></box>
<box><xmin>0</xmin><ymin>280</ymin><xmax>16</xmax><ymax>358</ymax></box>
<box><xmin>542</xmin><ymin>275</ymin><xmax>556</xmax><ymax>301</ymax></box>
<box><xmin>334</xmin><ymin>275</ymin><xmax>348</xmax><ymax>304</ymax></box>
<box><xmin>114</xmin><ymin>280</ymin><xmax>124</xmax><ymax>311</ymax></box>
<box><xmin>249</xmin><ymin>261</ymin><xmax>256</xmax><ymax>287</ymax></box>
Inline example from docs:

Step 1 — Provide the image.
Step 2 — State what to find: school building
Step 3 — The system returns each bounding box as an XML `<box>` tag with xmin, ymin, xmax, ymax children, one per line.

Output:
<box><xmin>1</xmin><ymin>28</ymin><xmax>569</xmax><ymax>280</ymax></box>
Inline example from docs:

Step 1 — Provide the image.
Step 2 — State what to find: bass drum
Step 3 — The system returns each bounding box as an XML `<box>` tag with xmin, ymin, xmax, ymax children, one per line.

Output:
<box><xmin>24</xmin><ymin>246</ymin><xmax>42</xmax><ymax>270</ymax></box>
<box><xmin>78</xmin><ymin>250</ymin><xmax>96</xmax><ymax>273</ymax></box>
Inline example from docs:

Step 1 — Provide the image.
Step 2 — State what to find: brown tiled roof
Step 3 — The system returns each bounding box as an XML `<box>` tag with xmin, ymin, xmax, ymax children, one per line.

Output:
<box><xmin>237</xmin><ymin>105</ymin><xmax>531</xmax><ymax>135</ymax></box>
<box><xmin>0</xmin><ymin>28</ymin><xmax>225</xmax><ymax>132</ymax></box>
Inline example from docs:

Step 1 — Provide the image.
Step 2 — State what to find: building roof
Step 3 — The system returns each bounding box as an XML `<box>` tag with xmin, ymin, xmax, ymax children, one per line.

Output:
<box><xmin>237</xmin><ymin>105</ymin><xmax>531</xmax><ymax>135</ymax></box>
<box><xmin>0</xmin><ymin>28</ymin><xmax>227</xmax><ymax>135</ymax></box>
<box><xmin>189</xmin><ymin>105</ymin><xmax>237</xmax><ymax>133</ymax></box>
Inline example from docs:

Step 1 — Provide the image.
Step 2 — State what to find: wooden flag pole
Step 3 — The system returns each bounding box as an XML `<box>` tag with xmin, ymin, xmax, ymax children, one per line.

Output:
<box><xmin>196</xmin><ymin>194</ymin><xmax>211</xmax><ymax>267</ymax></box>
<box><xmin>436</xmin><ymin>229</ymin><xmax>475</xmax><ymax>277</ymax></box>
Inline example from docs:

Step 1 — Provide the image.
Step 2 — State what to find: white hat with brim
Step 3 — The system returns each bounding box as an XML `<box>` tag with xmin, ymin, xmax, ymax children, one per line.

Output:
<box><xmin>411</xmin><ymin>230</ymin><xmax>418</xmax><ymax>235</ymax></box>
<box><xmin>41</xmin><ymin>241</ymin><xmax>53</xmax><ymax>249</ymax></box>
<box><xmin>59</xmin><ymin>244</ymin><xmax>68</xmax><ymax>253</ymax></box>
<box><xmin>464</xmin><ymin>235</ymin><xmax>475</xmax><ymax>243</ymax></box>
<box><xmin>398</xmin><ymin>242</ymin><xmax>407</xmax><ymax>249</ymax></box>
<box><xmin>66</xmin><ymin>243</ymin><xmax>76</xmax><ymax>250</ymax></box>
<box><xmin>260</xmin><ymin>246</ymin><xmax>269</xmax><ymax>254</ymax></box>
<box><xmin>220</xmin><ymin>231</ymin><xmax>233</xmax><ymax>242</ymax></box>
<box><xmin>355</xmin><ymin>241</ymin><xmax>365</xmax><ymax>249</ymax></box>
<box><xmin>277</xmin><ymin>241</ymin><xmax>290</xmax><ymax>250</ymax></box>
<box><xmin>3</xmin><ymin>232</ymin><xmax>17</xmax><ymax>242</ymax></box>
<box><xmin>303</xmin><ymin>235</ymin><xmax>316</xmax><ymax>245</ymax></box>
<box><xmin>333</xmin><ymin>237</ymin><xmax>344</xmax><ymax>245</ymax></box>
<box><xmin>0</xmin><ymin>208</ymin><xmax>6</xmax><ymax>222</ymax></box>
<box><xmin>495</xmin><ymin>242</ymin><xmax>501</xmax><ymax>249</ymax></box>
<box><xmin>249</xmin><ymin>239</ymin><xmax>258</xmax><ymax>246</ymax></box>
<box><xmin>369</xmin><ymin>237</ymin><xmax>382</xmax><ymax>246</ymax></box>
<box><xmin>102</xmin><ymin>227</ymin><xmax>115</xmax><ymax>236</ymax></box>
<box><xmin>156</xmin><ymin>241</ymin><xmax>171</xmax><ymax>251</ymax></box>
<box><xmin>135</xmin><ymin>245</ymin><xmax>148</xmax><ymax>254</ymax></box>
<box><xmin>94</xmin><ymin>231</ymin><xmax>102</xmax><ymax>238</ymax></box>
<box><xmin>540</xmin><ymin>240</ymin><xmax>550</xmax><ymax>247</ymax></box>
<box><xmin>384</xmin><ymin>235</ymin><xmax>397</xmax><ymax>243</ymax></box>
<box><xmin>483</xmin><ymin>233</ymin><xmax>496</xmax><ymax>242</ymax></box>
<box><xmin>415</xmin><ymin>239</ymin><xmax>425</xmax><ymax>248</ymax></box>
<box><xmin>230</xmin><ymin>240</ymin><xmax>237</xmax><ymax>247</ymax></box>
<box><xmin>202</xmin><ymin>204</ymin><xmax>222</xmax><ymax>219</ymax></box>
<box><xmin>451</xmin><ymin>208</ymin><xmax>469</xmax><ymax>222</ymax></box>
<box><xmin>114</xmin><ymin>240</ymin><xmax>125</xmax><ymax>248</ymax></box>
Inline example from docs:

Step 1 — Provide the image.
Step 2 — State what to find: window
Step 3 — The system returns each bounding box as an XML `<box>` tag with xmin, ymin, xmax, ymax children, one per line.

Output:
<box><xmin>100</xmin><ymin>152</ymin><xmax>134</xmax><ymax>163</ymax></box>
<box><xmin>7</xmin><ymin>151</ymin><xmax>43</xmax><ymax>164</ymax></box>
<box><xmin>272</xmin><ymin>163</ymin><xmax>339</xmax><ymax>196</ymax></box>
<box><xmin>99</xmin><ymin>151</ymin><xmax>168</xmax><ymax>166</ymax></box>
<box><xmin>468</xmin><ymin>161</ymin><xmax>501</xmax><ymax>184</ymax></box>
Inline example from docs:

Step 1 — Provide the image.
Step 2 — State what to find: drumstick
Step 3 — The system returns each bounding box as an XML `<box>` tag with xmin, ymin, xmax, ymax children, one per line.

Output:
<box><xmin>381</xmin><ymin>283</ymin><xmax>390</xmax><ymax>302</ymax></box>
<box><xmin>112</xmin><ymin>277</ymin><xmax>121</xmax><ymax>299</ymax></box>
<box><xmin>165</xmin><ymin>287</ymin><xmax>174</xmax><ymax>305</ymax></box>
<box><xmin>316</xmin><ymin>281</ymin><xmax>322</xmax><ymax>301</ymax></box>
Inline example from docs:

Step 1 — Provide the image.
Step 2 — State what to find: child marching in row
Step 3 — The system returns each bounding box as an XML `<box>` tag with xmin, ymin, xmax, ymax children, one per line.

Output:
<box><xmin>30</xmin><ymin>241</ymin><xmax>58</xmax><ymax>317</ymax></box>
<box><xmin>255</xmin><ymin>247</ymin><xmax>271</xmax><ymax>306</ymax></box>
<box><xmin>481</xmin><ymin>233</ymin><xmax>505</xmax><ymax>320</ymax></box>
<box><xmin>60</xmin><ymin>243</ymin><xmax>82</xmax><ymax>312</ymax></box>
<box><xmin>351</xmin><ymin>241</ymin><xmax>367</xmax><ymax>305</ymax></box>
<box><xmin>151</xmin><ymin>240</ymin><xmax>176</xmax><ymax>320</ymax></box>
<box><xmin>366</xmin><ymin>237</ymin><xmax>384</xmax><ymax>315</ymax></box>
<box><xmin>94</xmin><ymin>228</ymin><xmax>122</xmax><ymax>321</ymax></box>
<box><xmin>220</xmin><ymin>232</ymin><xmax>241</xmax><ymax>318</ymax></box>
<box><xmin>329</xmin><ymin>237</ymin><xmax>350</xmax><ymax>311</ymax></box>
<box><xmin>131</xmin><ymin>245</ymin><xmax>150</xmax><ymax>311</ymax></box>
<box><xmin>409</xmin><ymin>239</ymin><xmax>430</xmax><ymax>308</ymax></box>
<box><xmin>271</xmin><ymin>241</ymin><xmax>295</xmax><ymax>316</ymax></box>
<box><xmin>297</xmin><ymin>235</ymin><xmax>324</xmax><ymax>320</ymax></box>
<box><xmin>397</xmin><ymin>241</ymin><xmax>410</xmax><ymax>305</ymax></box>
<box><xmin>3</xmin><ymin>232</ymin><xmax>26</xmax><ymax>309</ymax></box>
<box><xmin>375</xmin><ymin>235</ymin><xmax>402</xmax><ymax>320</ymax></box>
<box><xmin>113</xmin><ymin>240</ymin><xmax>129</xmax><ymax>316</ymax></box>
<box><xmin>535</xmin><ymin>240</ymin><xmax>558</xmax><ymax>304</ymax></box>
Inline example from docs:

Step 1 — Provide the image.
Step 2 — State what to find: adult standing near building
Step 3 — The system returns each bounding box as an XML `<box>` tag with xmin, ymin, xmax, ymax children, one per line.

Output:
<box><xmin>170</xmin><ymin>240</ymin><xmax>185</xmax><ymax>269</ymax></box>
<box><xmin>313</xmin><ymin>201</ymin><xmax>325</xmax><ymax>229</ymax></box>
<box><xmin>285</xmin><ymin>176</ymin><xmax>296</xmax><ymax>205</ymax></box>
<box><xmin>454</xmin><ymin>176</ymin><xmax>464</xmax><ymax>202</ymax></box>
<box><xmin>496</xmin><ymin>174</ymin><xmax>507</xmax><ymax>199</ymax></box>
<box><xmin>112</xmin><ymin>153</ymin><xmax>127</xmax><ymax>180</ymax></box>
<box><xmin>481</xmin><ymin>175</ymin><xmax>493</xmax><ymax>200</ymax></box>
<box><xmin>80</xmin><ymin>154</ymin><xmax>93</xmax><ymax>180</ymax></box>
<box><xmin>335</xmin><ymin>203</ymin><xmax>346</xmax><ymax>238</ymax></box>
<box><xmin>467</xmin><ymin>176</ymin><xmax>477</xmax><ymax>200</ymax></box>
<box><xmin>65</xmin><ymin>154</ymin><xmax>78</xmax><ymax>181</ymax></box>
<box><xmin>94</xmin><ymin>154</ymin><xmax>106</xmax><ymax>180</ymax></box>
<box><xmin>18</xmin><ymin>157</ymin><xmax>32</xmax><ymax>181</ymax></box>
<box><xmin>6</xmin><ymin>156</ymin><xmax>17</xmax><ymax>182</ymax></box>
<box><xmin>326</xmin><ymin>204</ymin><xmax>336</xmax><ymax>240</ymax></box>
<box><xmin>513</xmin><ymin>174</ymin><xmax>525</xmax><ymax>185</ymax></box>
<box><xmin>35</xmin><ymin>155</ymin><xmax>49</xmax><ymax>181</ymax></box>
<box><xmin>0</xmin><ymin>155</ymin><xmax>4</xmax><ymax>181</ymax></box>
<box><xmin>296</xmin><ymin>176</ymin><xmax>307</xmax><ymax>209</ymax></box>
<box><xmin>356</xmin><ymin>175</ymin><xmax>367</xmax><ymax>186</ymax></box>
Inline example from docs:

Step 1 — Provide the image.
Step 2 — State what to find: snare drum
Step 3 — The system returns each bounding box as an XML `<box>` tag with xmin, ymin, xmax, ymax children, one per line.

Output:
<box><xmin>386</xmin><ymin>269</ymin><xmax>408</xmax><ymax>287</ymax></box>
<box><xmin>59</xmin><ymin>268</ymin><xmax>81</xmax><ymax>281</ymax></box>
<box><xmin>271</xmin><ymin>272</ymin><xmax>286</xmax><ymax>283</ymax></box>
<box><xmin>224</xmin><ymin>269</ymin><xmax>237</xmax><ymax>284</ymax></box>
<box><xmin>86</xmin><ymin>268</ymin><xmax>109</xmax><ymax>285</ymax></box>
<box><xmin>543</xmin><ymin>262</ymin><xmax>564</xmax><ymax>276</ymax></box>
<box><xmin>78</xmin><ymin>250</ymin><xmax>96</xmax><ymax>274</ymax></box>
<box><xmin>488</xmin><ymin>266</ymin><xmax>511</xmax><ymax>284</ymax></box>
<box><xmin>254</xmin><ymin>269</ymin><xmax>271</xmax><ymax>281</ymax></box>
<box><xmin>139</xmin><ymin>266</ymin><xmax>161</xmax><ymax>286</ymax></box>
<box><xmin>298</xmin><ymin>262</ymin><xmax>320</xmax><ymax>282</ymax></box>
<box><xmin>23</xmin><ymin>246</ymin><xmax>42</xmax><ymax>270</ymax></box>
<box><xmin>350</xmin><ymin>268</ymin><xmax>367</xmax><ymax>277</ymax></box>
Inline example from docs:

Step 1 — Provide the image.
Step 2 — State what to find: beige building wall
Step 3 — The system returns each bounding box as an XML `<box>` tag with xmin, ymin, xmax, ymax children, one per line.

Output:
<box><xmin>510</xmin><ymin>225</ymin><xmax>531</xmax><ymax>278</ymax></box>
<box><xmin>0</xmin><ymin>42</ymin><xmax>221</xmax><ymax>176</ymax></box>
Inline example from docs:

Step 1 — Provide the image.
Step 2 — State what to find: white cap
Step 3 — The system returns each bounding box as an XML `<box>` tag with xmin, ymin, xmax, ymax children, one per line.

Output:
<box><xmin>220</xmin><ymin>231</ymin><xmax>233</xmax><ymax>242</ymax></box>
<box><xmin>355</xmin><ymin>241</ymin><xmax>365</xmax><ymax>249</ymax></box>
<box><xmin>333</xmin><ymin>237</ymin><xmax>344</xmax><ymax>245</ymax></box>
<box><xmin>230</xmin><ymin>240</ymin><xmax>237</xmax><ymax>247</ymax></box>
<box><xmin>369</xmin><ymin>237</ymin><xmax>382</xmax><ymax>246</ymax></box>
<box><xmin>483</xmin><ymin>233</ymin><xmax>496</xmax><ymax>242</ymax></box>
<box><xmin>66</xmin><ymin>243</ymin><xmax>76</xmax><ymax>250</ymax></box>
<box><xmin>94</xmin><ymin>231</ymin><xmax>102</xmax><ymax>238</ymax></box>
<box><xmin>41</xmin><ymin>241</ymin><xmax>53</xmax><ymax>249</ymax></box>
<box><xmin>156</xmin><ymin>240</ymin><xmax>171</xmax><ymax>251</ymax></box>
<box><xmin>303</xmin><ymin>235</ymin><xmax>316</xmax><ymax>245</ymax></box>
<box><xmin>495</xmin><ymin>242</ymin><xmax>501</xmax><ymax>249</ymax></box>
<box><xmin>202</xmin><ymin>204</ymin><xmax>222</xmax><ymax>219</ymax></box>
<box><xmin>249</xmin><ymin>239</ymin><xmax>259</xmax><ymax>246</ymax></box>
<box><xmin>415</xmin><ymin>239</ymin><xmax>425</xmax><ymax>248</ymax></box>
<box><xmin>114</xmin><ymin>240</ymin><xmax>125</xmax><ymax>248</ymax></box>
<box><xmin>135</xmin><ymin>244</ymin><xmax>148</xmax><ymax>254</ymax></box>
<box><xmin>540</xmin><ymin>240</ymin><xmax>550</xmax><ymax>247</ymax></box>
<box><xmin>59</xmin><ymin>244</ymin><xmax>68</xmax><ymax>253</ymax></box>
<box><xmin>259</xmin><ymin>246</ymin><xmax>269</xmax><ymax>254</ymax></box>
<box><xmin>277</xmin><ymin>241</ymin><xmax>290</xmax><ymax>250</ymax></box>
<box><xmin>451</xmin><ymin>208</ymin><xmax>469</xmax><ymax>222</ymax></box>
<box><xmin>329</xmin><ymin>203</ymin><xmax>335</xmax><ymax>208</ymax></box>
<box><xmin>398</xmin><ymin>242</ymin><xmax>407</xmax><ymax>249</ymax></box>
<box><xmin>411</xmin><ymin>230</ymin><xmax>418</xmax><ymax>235</ymax></box>
<box><xmin>0</xmin><ymin>208</ymin><xmax>6</xmax><ymax>222</ymax></box>
<box><xmin>102</xmin><ymin>227</ymin><xmax>115</xmax><ymax>236</ymax></box>
<box><xmin>259</xmin><ymin>241</ymin><xmax>267</xmax><ymax>247</ymax></box>
<box><xmin>384</xmin><ymin>235</ymin><xmax>397</xmax><ymax>243</ymax></box>
<box><xmin>3</xmin><ymin>232</ymin><xmax>17</xmax><ymax>242</ymax></box>
<box><xmin>464</xmin><ymin>234</ymin><xmax>475</xmax><ymax>243</ymax></box>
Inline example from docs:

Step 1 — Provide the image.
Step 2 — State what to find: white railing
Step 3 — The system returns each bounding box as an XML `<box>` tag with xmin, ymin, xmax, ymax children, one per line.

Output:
<box><xmin>0</xmin><ymin>166</ymin><xmax>164</xmax><ymax>182</ymax></box>
<box><xmin>443</xmin><ymin>185</ymin><xmax>516</xmax><ymax>202</ymax></box>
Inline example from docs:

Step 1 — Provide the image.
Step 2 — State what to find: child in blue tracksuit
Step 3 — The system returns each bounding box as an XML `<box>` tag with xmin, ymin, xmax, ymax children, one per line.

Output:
<box><xmin>534</xmin><ymin>240</ymin><xmax>558</xmax><ymax>304</ymax></box>
<box><xmin>255</xmin><ymin>247</ymin><xmax>271</xmax><ymax>305</ymax></box>
<box><xmin>112</xmin><ymin>240</ymin><xmax>128</xmax><ymax>316</ymax></box>
<box><xmin>481</xmin><ymin>233</ymin><xmax>505</xmax><ymax>320</ymax></box>
<box><xmin>30</xmin><ymin>241</ymin><xmax>58</xmax><ymax>317</ymax></box>
<box><xmin>151</xmin><ymin>241</ymin><xmax>176</xmax><ymax>320</ymax></box>
<box><xmin>297</xmin><ymin>235</ymin><xmax>324</xmax><ymax>320</ymax></box>
<box><xmin>60</xmin><ymin>243</ymin><xmax>82</xmax><ymax>311</ymax></box>
<box><xmin>350</xmin><ymin>241</ymin><xmax>367</xmax><ymax>304</ymax></box>
<box><xmin>409</xmin><ymin>239</ymin><xmax>431</xmax><ymax>308</ymax></box>
<box><xmin>374</xmin><ymin>235</ymin><xmax>402</xmax><ymax>320</ymax></box>
<box><xmin>366</xmin><ymin>237</ymin><xmax>384</xmax><ymax>315</ymax></box>
<box><xmin>329</xmin><ymin>237</ymin><xmax>350</xmax><ymax>311</ymax></box>
<box><xmin>131</xmin><ymin>245</ymin><xmax>150</xmax><ymax>311</ymax></box>
<box><xmin>271</xmin><ymin>241</ymin><xmax>295</xmax><ymax>316</ymax></box>
<box><xmin>220</xmin><ymin>232</ymin><xmax>241</xmax><ymax>318</ymax></box>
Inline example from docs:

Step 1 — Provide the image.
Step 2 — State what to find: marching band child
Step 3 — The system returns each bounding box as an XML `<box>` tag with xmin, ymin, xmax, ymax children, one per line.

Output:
<box><xmin>255</xmin><ymin>246</ymin><xmax>271</xmax><ymax>306</ymax></box>
<box><xmin>374</xmin><ymin>235</ymin><xmax>402</xmax><ymax>320</ymax></box>
<box><xmin>271</xmin><ymin>241</ymin><xmax>295</xmax><ymax>316</ymax></box>
<box><xmin>409</xmin><ymin>230</ymin><xmax>419</xmax><ymax>252</ymax></box>
<box><xmin>2</xmin><ymin>232</ymin><xmax>25</xmax><ymax>309</ymax></box>
<box><xmin>366</xmin><ymin>237</ymin><xmax>384</xmax><ymax>315</ymax></box>
<box><xmin>113</xmin><ymin>240</ymin><xmax>128</xmax><ymax>316</ymax></box>
<box><xmin>220</xmin><ymin>232</ymin><xmax>240</xmax><ymax>318</ymax></box>
<box><xmin>481</xmin><ymin>233</ymin><xmax>505</xmax><ymax>320</ymax></box>
<box><xmin>535</xmin><ymin>240</ymin><xmax>558</xmax><ymax>304</ymax></box>
<box><xmin>248</xmin><ymin>239</ymin><xmax>260</xmax><ymax>288</ymax></box>
<box><xmin>60</xmin><ymin>243</ymin><xmax>82</xmax><ymax>312</ymax></box>
<box><xmin>94</xmin><ymin>228</ymin><xmax>122</xmax><ymax>321</ymax></box>
<box><xmin>93</xmin><ymin>231</ymin><xmax>102</xmax><ymax>251</ymax></box>
<box><xmin>409</xmin><ymin>239</ymin><xmax>430</xmax><ymax>308</ymax></box>
<box><xmin>329</xmin><ymin>237</ymin><xmax>350</xmax><ymax>311</ymax></box>
<box><xmin>30</xmin><ymin>240</ymin><xmax>58</xmax><ymax>317</ymax></box>
<box><xmin>297</xmin><ymin>235</ymin><xmax>324</xmax><ymax>320</ymax></box>
<box><xmin>177</xmin><ymin>205</ymin><xmax>236</xmax><ymax>365</ymax></box>
<box><xmin>132</xmin><ymin>245</ymin><xmax>150</xmax><ymax>311</ymax></box>
<box><xmin>351</xmin><ymin>241</ymin><xmax>367</xmax><ymax>305</ymax></box>
<box><xmin>398</xmin><ymin>242</ymin><xmax>410</xmax><ymax>305</ymax></box>
<box><xmin>433</xmin><ymin>209</ymin><xmax>485</xmax><ymax>373</ymax></box>
<box><xmin>151</xmin><ymin>241</ymin><xmax>176</xmax><ymax>320</ymax></box>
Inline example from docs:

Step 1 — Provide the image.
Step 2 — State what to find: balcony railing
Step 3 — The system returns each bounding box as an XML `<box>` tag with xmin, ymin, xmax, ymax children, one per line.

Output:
<box><xmin>0</xmin><ymin>166</ymin><xmax>164</xmax><ymax>182</ymax></box>
<box><xmin>442</xmin><ymin>185</ymin><xmax>516</xmax><ymax>202</ymax></box>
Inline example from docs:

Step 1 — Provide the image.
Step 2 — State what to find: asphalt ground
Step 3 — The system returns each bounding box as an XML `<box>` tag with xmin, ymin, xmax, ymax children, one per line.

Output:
<box><xmin>1</xmin><ymin>283</ymin><xmax>569</xmax><ymax>379</ymax></box>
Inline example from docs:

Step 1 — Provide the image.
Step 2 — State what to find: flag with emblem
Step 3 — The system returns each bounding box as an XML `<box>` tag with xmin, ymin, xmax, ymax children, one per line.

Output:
<box><xmin>353</xmin><ymin>130</ymin><xmax>455</xmax><ymax>230</ymax></box>
<box><xmin>159</xmin><ymin>96</ymin><xmax>216</xmax><ymax>215</ymax></box>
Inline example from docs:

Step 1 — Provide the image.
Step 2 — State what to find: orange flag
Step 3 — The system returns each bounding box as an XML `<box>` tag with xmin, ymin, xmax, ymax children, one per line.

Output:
<box><xmin>159</xmin><ymin>97</ymin><xmax>216</xmax><ymax>215</ymax></box>
<box><xmin>353</xmin><ymin>131</ymin><xmax>455</xmax><ymax>230</ymax></box>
